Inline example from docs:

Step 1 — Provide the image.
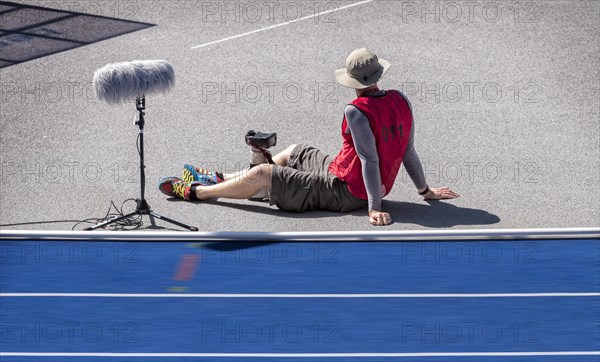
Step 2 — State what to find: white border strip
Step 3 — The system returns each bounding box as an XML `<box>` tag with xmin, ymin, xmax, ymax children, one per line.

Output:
<box><xmin>1</xmin><ymin>351</ymin><xmax>599</xmax><ymax>358</ymax></box>
<box><xmin>191</xmin><ymin>0</ymin><xmax>373</xmax><ymax>49</ymax></box>
<box><xmin>1</xmin><ymin>228</ymin><xmax>598</xmax><ymax>241</ymax></box>
<box><xmin>2</xmin><ymin>293</ymin><xmax>598</xmax><ymax>298</ymax></box>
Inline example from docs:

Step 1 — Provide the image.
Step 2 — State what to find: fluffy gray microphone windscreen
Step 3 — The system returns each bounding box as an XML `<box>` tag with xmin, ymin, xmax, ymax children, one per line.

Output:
<box><xmin>93</xmin><ymin>60</ymin><xmax>175</xmax><ymax>104</ymax></box>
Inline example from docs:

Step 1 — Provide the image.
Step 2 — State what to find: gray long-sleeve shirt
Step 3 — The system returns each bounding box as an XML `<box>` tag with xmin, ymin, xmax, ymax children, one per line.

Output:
<box><xmin>344</xmin><ymin>90</ymin><xmax>427</xmax><ymax>211</ymax></box>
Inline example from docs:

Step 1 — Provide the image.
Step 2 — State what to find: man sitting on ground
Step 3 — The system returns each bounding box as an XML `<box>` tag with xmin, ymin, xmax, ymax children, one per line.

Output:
<box><xmin>159</xmin><ymin>48</ymin><xmax>459</xmax><ymax>226</ymax></box>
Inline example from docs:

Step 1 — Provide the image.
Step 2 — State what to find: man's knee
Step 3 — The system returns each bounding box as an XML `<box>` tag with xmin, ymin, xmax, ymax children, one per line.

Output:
<box><xmin>246</xmin><ymin>164</ymin><xmax>273</xmax><ymax>188</ymax></box>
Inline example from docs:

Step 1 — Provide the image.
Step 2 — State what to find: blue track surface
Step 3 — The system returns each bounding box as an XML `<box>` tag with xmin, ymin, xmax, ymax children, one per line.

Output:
<box><xmin>1</xmin><ymin>239</ymin><xmax>599</xmax><ymax>361</ymax></box>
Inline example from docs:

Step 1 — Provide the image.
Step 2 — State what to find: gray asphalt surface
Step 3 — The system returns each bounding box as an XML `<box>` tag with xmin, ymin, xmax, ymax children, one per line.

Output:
<box><xmin>1</xmin><ymin>0</ymin><xmax>598</xmax><ymax>232</ymax></box>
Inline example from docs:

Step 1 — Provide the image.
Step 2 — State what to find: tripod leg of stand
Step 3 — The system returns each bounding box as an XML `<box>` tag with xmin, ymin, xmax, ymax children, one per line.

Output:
<box><xmin>149</xmin><ymin>211</ymin><xmax>198</xmax><ymax>231</ymax></box>
<box><xmin>84</xmin><ymin>211</ymin><xmax>140</xmax><ymax>231</ymax></box>
<box><xmin>147</xmin><ymin>213</ymin><xmax>158</xmax><ymax>228</ymax></box>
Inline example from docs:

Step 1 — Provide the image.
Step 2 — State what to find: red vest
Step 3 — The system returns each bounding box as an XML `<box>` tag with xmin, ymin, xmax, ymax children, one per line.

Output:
<box><xmin>329</xmin><ymin>90</ymin><xmax>413</xmax><ymax>200</ymax></box>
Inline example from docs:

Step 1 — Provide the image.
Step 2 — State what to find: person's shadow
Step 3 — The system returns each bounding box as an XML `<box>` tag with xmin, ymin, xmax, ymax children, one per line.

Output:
<box><xmin>194</xmin><ymin>199</ymin><xmax>500</xmax><ymax>252</ymax></box>
<box><xmin>190</xmin><ymin>197</ymin><xmax>499</xmax><ymax>227</ymax></box>
<box><xmin>180</xmin><ymin>198</ymin><xmax>499</xmax><ymax>228</ymax></box>
<box><xmin>383</xmin><ymin>200</ymin><xmax>500</xmax><ymax>228</ymax></box>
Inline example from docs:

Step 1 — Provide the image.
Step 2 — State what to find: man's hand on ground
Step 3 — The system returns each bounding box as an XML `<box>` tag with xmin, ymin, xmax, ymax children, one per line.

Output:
<box><xmin>369</xmin><ymin>210</ymin><xmax>392</xmax><ymax>226</ymax></box>
<box><xmin>423</xmin><ymin>187</ymin><xmax>460</xmax><ymax>200</ymax></box>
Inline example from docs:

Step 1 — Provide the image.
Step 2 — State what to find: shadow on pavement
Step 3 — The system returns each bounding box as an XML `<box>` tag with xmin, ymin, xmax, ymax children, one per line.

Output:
<box><xmin>198</xmin><ymin>199</ymin><xmax>500</xmax><ymax>251</ymax></box>
<box><xmin>0</xmin><ymin>1</ymin><xmax>154</xmax><ymax>68</ymax></box>
<box><xmin>168</xmin><ymin>197</ymin><xmax>365</xmax><ymax>219</ymax></box>
<box><xmin>194</xmin><ymin>198</ymin><xmax>499</xmax><ymax>228</ymax></box>
<box><xmin>384</xmin><ymin>200</ymin><xmax>500</xmax><ymax>228</ymax></box>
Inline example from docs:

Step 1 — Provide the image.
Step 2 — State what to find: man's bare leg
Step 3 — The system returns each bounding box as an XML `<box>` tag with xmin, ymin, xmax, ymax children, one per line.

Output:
<box><xmin>271</xmin><ymin>144</ymin><xmax>297</xmax><ymax>166</ymax></box>
<box><xmin>220</xmin><ymin>144</ymin><xmax>297</xmax><ymax>181</ymax></box>
<box><xmin>195</xmin><ymin>164</ymin><xmax>273</xmax><ymax>200</ymax></box>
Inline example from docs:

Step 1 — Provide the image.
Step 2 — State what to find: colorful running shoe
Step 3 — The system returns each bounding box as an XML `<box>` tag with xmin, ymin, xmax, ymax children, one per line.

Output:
<box><xmin>158</xmin><ymin>177</ymin><xmax>204</xmax><ymax>200</ymax></box>
<box><xmin>182</xmin><ymin>164</ymin><xmax>223</xmax><ymax>184</ymax></box>
<box><xmin>158</xmin><ymin>176</ymin><xmax>181</xmax><ymax>197</ymax></box>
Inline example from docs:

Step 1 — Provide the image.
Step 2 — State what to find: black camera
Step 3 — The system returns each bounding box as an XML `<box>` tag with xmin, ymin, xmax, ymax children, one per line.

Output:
<box><xmin>245</xmin><ymin>130</ymin><xmax>277</xmax><ymax>149</ymax></box>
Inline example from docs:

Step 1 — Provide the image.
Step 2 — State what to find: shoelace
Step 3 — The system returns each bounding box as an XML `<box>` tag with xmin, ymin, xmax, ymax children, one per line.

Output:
<box><xmin>182</xmin><ymin>168</ymin><xmax>196</xmax><ymax>184</ymax></box>
<box><xmin>172</xmin><ymin>182</ymin><xmax>189</xmax><ymax>199</ymax></box>
<box><xmin>195</xmin><ymin>167</ymin><xmax>213</xmax><ymax>175</ymax></box>
<box><xmin>196</xmin><ymin>168</ymin><xmax>220</xmax><ymax>183</ymax></box>
<box><xmin>185</xmin><ymin>166</ymin><xmax>218</xmax><ymax>184</ymax></box>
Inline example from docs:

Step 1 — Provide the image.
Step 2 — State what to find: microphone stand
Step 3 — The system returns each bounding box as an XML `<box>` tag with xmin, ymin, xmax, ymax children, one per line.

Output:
<box><xmin>86</xmin><ymin>96</ymin><xmax>198</xmax><ymax>231</ymax></box>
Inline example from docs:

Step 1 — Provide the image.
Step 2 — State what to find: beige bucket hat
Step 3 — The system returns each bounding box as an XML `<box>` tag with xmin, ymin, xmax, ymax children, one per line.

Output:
<box><xmin>335</xmin><ymin>48</ymin><xmax>391</xmax><ymax>89</ymax></box>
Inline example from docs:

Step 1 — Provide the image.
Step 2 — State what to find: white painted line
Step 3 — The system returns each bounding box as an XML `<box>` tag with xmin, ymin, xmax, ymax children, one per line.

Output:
<box><xmin>1</xmin><ymin>351</ymin><xmax>599</xmax><ymax>358</ymax></box>
<box><xmin>2</xmin><ymin>227</ymin><xmax>599</xmax><ymax>241</ymax></box>
<box><xmin>1</xmin><ymin>292</ymin><xmax>599</xmax><ymax>298</ymax></box>
<box><xmin>191</xmin><ymin>0</ymin><xmax>373</xmax><ymax>49</ymax></box>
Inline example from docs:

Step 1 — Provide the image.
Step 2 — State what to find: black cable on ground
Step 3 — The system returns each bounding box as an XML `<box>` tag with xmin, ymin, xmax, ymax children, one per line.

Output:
<box><xmin>0</xmin><ymin>199</ymin><xmax>144</xmax><ymax>231</ymax></box>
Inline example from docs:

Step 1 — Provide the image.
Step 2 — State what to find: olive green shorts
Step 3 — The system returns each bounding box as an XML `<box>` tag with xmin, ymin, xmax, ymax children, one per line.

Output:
<box><xmin>269</xmin><ymin>144</ymin><xmax>368</xmax><ymax>213</ymax></box>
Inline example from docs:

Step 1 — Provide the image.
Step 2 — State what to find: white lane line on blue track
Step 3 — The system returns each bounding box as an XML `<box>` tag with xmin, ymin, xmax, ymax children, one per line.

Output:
<box><xmin>1</xmin><ymin>351</ymin><xmax>599</xmax><ymax>358</ymax></box>
<box><xmin>1</xmin><ymin>293</ymin><xmax>599</xmax><ymax>298</ymax></box>
<box><xmin>191</xmin><ymin>0</ymin><xmax>373</xmax><ymax>49</ymax></box>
